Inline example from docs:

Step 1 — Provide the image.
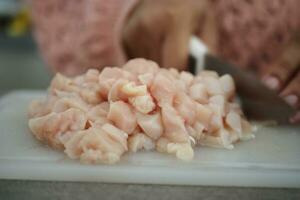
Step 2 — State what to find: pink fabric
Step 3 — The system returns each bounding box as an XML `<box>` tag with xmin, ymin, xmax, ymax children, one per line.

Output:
<box><xmin>30</xmin><ymin>0</ymin><xmax>139</xmax><ymax>76</ymax></box>
<box><xmin>213</xmin><ymin>0</ymin><xmax>300</xmax><ymax>70</ymax></box>
<box><xmin>31</xmin><ymin>0</ymin><xmax>300</xmax><ymax>76</ymax></box>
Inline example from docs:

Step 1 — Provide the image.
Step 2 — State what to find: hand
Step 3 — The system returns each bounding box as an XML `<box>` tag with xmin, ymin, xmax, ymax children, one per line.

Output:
<box><xmin>122</xmin><ymin>0</ymin><xmax>208</xmax><ymax>70</ymax></box>
<box><xmin>261</xmin><ymin>33</ymin><xmax>300</xmax><ymax>124</ymax></box>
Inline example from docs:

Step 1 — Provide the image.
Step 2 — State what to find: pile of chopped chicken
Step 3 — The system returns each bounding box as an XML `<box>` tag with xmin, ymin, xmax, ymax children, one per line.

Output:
<box><xmin>28</xmin><ymin>58</ymin><xmax>254</xmax><ymax>164</ymax></box>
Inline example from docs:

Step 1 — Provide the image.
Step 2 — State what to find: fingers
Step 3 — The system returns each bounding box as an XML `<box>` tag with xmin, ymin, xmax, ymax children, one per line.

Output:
<box><xmin>290</xmin><ymin>111</ymin><xmax>300</xmax><ymax>124</ymax></box>
<box><xmin>141</xmin><ymin>15</ymin><xmax>164</xmax><ymax>64</ymax></box>
<box><xmin>123</xmin><ymin>16</ymin><xmax>150</xmax><ymax>59</ymax></box>
<box><xmin>122</xmin><ymin>0</ymin><xmax>208</xmax><ymax>70</ymax></box>
<box><xmin>261</xmin><ymin>63</ymin><xmax>298</xmax><ymax>91</ymax></box>
<box><xmin>260</xmin><ymin>35</ymin><xmax>300</xmax><ymax>124</ymax></box>
<box><xmin>122</xmin><ymin>6</ymin><xmax>165</xmax><ymax>65</ymax></box>
<box><xmin>280</xmin><ymin>71</ymin><xmax>300</xmax><ymax>124</ymax></box>
<box><xmin>280</xmin><ymin>71</ymin><xmax>300</xmax><ymax>108</ymax></box>
<box><xmin>261</xmin><ymin>42</ymin><xmax>300</xmax><ymax>91</ymax></box>
<box><xmin>162</xmin><ymin>21</ymin><xmax>191</xmax><ymax>71</ymax></box>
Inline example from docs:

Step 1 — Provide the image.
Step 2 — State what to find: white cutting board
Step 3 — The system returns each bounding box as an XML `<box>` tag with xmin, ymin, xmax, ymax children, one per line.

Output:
<box><xmin>0</xmin><ymin>90</ymin><xmax>299</xmax><ymax>188</ymax></box>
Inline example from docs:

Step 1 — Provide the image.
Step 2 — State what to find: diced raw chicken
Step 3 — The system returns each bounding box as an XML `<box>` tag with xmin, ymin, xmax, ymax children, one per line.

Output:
<box><xmin>84</xmin><ymin>69</ymin><xmax>100</xmax><ymax>83</ymax></box>
<box><xmin>123</xmin><ymin>58</ymin><xmax>159</xmax><ymax>76</ymax></box>
<box><xmin>194</xmin><ymin>122</ymin><xmax>205</xmax><ymax>136</ymax></box>
<box><xmin>168</xmin><ymin>68</ymin><xmax>180</xmax><ymax>78</ymax></box>
<box><xmin>161</xmin><ymin>104</ymin><xmax>189</xmax><ymax>143</ymax></box>
<box><xmin>52</xmin><ymin>95</ymin><xmax>89</xmax><ymax>113</ymax></box>
<box><xmin>186</xmin><ymin>122</ymin><xmax>204</xmax><ymax>141</ymax></box>
<box><xmin>186</xmin><ymin>125</ymin><xmax>197</xmax><ymax>139</ymax></box>
<box><xmin>195</xmin><ymin>104</ymin><xmax>213</xmax><ymax>129</ymax></box>
<box><xmin>98</xmin><ymin>67</ymin><xmax>133</xmax><ymax>99</ymax></box>
<box><xmin>167</xmin><ymin>143</ymin><xmax>194</xmax><ymax>161</ymax></box>
<box><xmin>87</xmin><ymin>102</ymin><xmax>110</xmax><ymax>121</ymax></box>
<box><xmin>73</xmin><ymin>75</ymin><xmax>85</xmax><ymax>86</ymax></box>
<box><xmin>240</xmin><ymin>119</ymin><xmax>256</xmax><ymax>140</ymax></box>
<box><xmin>90</xmin><ymin>117</ymin><xmax>111</xmax><ymax>128</ymax></box>
<box><xmin>52</xmin><ymin>90</ymin><xmax>71</xmax><ymax>98</ymax></box>
<box><xmin>225</xmin><ymin>111</ymin><xmax>242</xmax><ymax>135</ymax></box>
<box><xmin>228</xmin><ymin>102</ymin><xmax>243</xmax><ymax>115</ymax></box>
<box><xmin>209</xmin><ymin>95</ymin><xmax>227</xmax><ymax>116</ymax></box>
<box><xmin>159</xmin><ymin>68</ymin><xmax>177</xmax><ymax>82</ymax></box>
<box><xmin>77</xmin><ymin>126</ymin><xmax>127</xmax><ymax>164</ymax></box>
<box><xmin>28</xmin><ymin>100</ymin><xmax>45</xmax><ymax>118</ymax></box>
<box><xmin>189</xmin><ymin>135</ymin><xmax>196</xmax><ymax>146</ymax></box>
<box><xmin>128</xmin><ymin>133</ymin><xmax>155</xmax><ymax>152</ymax></box>
<box><xmin>28</xmin><ymin>96</ymin><xmax>57</xmax><ymax>118</ymax></box>
<box><xmin>107</xmin><ymin>79</ymin><xmax>129</xmax><ymax>102</ymax></box>
<box><xmin>29</xmin><ymin>108</ymin><xmax>87</xmax><ymax>149</ymax></box>
<box><xmin>50</xmin><ymin>73</ymin><xmax>79</xmax><ymax>93</ymax></box>
<box><xmin>81</xmin><ymin>150</ymin><xmax>121</xmax><ymax>164</ymax></box>
<box><xmin>79</xmin><ymin>84</ymin><xmax>102</xmax><ymax>105</ymax></box>
<box><xmin>109</xmin><ymin>80</ymin><xmax>148</xmax><ymax>102</ymax></box>
<box><xmin>174</xmin><ymin>92</ymin><xmax>197</xmax><ymax>125</ymax></box>
<box><xmin>64</xmin><ymin>130</ymin><xmax>86</xmax><ymax>159</ymax></box>
<box><xmin>107</xmin><ymin>101</ymin><xmax>137</xmax><ymax>134</ymax></box>
<box><xmin>150</xmin><ymin>72</ymin><xmax>176</xmax><ymax>106</ymax></box>
<box><xmin>203</xmin><ymin>76</ymin><xmax>224</xmax><ymax>96</ymax></box>
<box><xmin>121</xmin><ymin>82</ymin><xmax>147</xmax><ymax>96</ymax></box>
<box><xmin>228</xmin><ymin>131</ymin><xmax>240</xmax><ymax>144</ymax></box>
<box><xmin>189</xmin><ymin>83</ymin><xmax>209</xmax><ymax>104</ymax></box>
<box><xmin>156</xmin><ymin>137</ymin><xmax>170</xmax><ymax>153</ymax></box>
<box><xmin>174</xmin><ymin>80</ymin><xmax>187</xmax><ymax>92</ymax></box>
<box><xmin>219</xmin><ymin>74</ymin><xmax>235</xmax><ymax>100</ymax></box>
<box><xmin>136</xmin><ymin>112</ymin><xmax>163</xmax><ymax>140</ymax></box>
<box><xmin>98</xmin><ymin>70</ymin><xmax>119</xmax><ymax>98</ymax></box>
<box><xmin>122</xmin><ymin>70</ymin><xmax>137</xmax><ymax>82</ymax></box>
<box><xmin>208</xmin><ymin>104</ymin><xmax>224</xmax><ymax>133</ymax></box>
<box><xmin>218</xmin><ymin>129</ymin><xmax>237</xmax><ymax>147</ymax></box>
<box><xmin>56</xmin><ymin>130</ymin><xmax>74</xmax><ymax>145</ymax></box>
<box><xmin>173</xmin><ymin>71</ymin><xmax>193</xmax><ymax>92</ymax></box>
<box><xmin>198</xmin><ymin>70</ymin><xmax>219</xmax><ymax>78</ymax></box>
<box><xmin>198</xmin><ymin>129</ymin><xmax>234</xmax><ymax>150</ymax></box>
<box><xmin>99</xmin><ymin>67</ymin><xmax>124</xmax><ymax>81</ymax></box>
<box><xmin>193</xmin><ymin>75</ymin><xmax>203</xmax><ymax>84</ymax></box>
<box><xmin>138</xmin><ymin>73</ymin><xmax>154</xmax><ymax>87</ymax></box>
<box><xmin>129</xmin><ymin>94</ymin><xmax>155</xmax><ymax>114</ymax></box>
<box><xmin>179</xmin><ymin>71</ymin><xmax>194</xmax><ymax>88</ymax></box>
<box><xmin>28</xmin><ymin>58</ymin><xmax>254</xmax><ymax>164</ymax></box>
<box><xmin>98</xmin><ymin>78</ymin><xmax>118</xmax><ymax>99</ymax></box>
<box><xmin>101</xmin><ymin>123</ymin><xmax>128</xmax><ymax>150</ymax></box>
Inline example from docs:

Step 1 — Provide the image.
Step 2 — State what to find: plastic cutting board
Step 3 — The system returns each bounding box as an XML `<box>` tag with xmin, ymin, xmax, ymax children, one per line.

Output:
<box><xmin>0</xmin><ymin>90</ymin><xmax>299</xmax><ymax>188</ymax></box>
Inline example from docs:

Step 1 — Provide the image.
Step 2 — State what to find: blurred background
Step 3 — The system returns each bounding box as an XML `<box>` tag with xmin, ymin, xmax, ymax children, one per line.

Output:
<box><xmin>0</xmin><ymin>0</ymin><xmax>51</xmax><ymax>96</ymax></box>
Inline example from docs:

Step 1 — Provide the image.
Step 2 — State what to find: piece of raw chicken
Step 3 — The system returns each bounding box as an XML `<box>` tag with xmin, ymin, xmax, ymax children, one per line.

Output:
<box><xmin>28</xmin><ymin>58</ymin><xmax>255</xmax><ymax>164</ymax></box>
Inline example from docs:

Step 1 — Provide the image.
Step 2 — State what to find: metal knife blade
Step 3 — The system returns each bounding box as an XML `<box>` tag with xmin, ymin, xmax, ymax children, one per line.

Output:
<box><xmin>204</xmin><ymin>54</ymin><xmax>295</xmax><ymax>124</ymax></box>
<box><xmin>188</xmin><ymin>36</ymin><xmax>295</xmax><ymax>124</ymax></box>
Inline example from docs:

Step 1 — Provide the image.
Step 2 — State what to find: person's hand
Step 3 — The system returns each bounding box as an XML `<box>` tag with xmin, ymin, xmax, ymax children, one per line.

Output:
<box><xmin>123</xmin><ymin>0</ymin><xmax>300</xmax><ymax>124</ymax></box>
<box><xmin>260</xmin><ymin>33</ymin><xmax>300</xmax><ymax>124</ymax></box>
<box><xmin>122</xmin><ymin>0</ymin><xmax>208</xmax><ymax>71</ymax></box>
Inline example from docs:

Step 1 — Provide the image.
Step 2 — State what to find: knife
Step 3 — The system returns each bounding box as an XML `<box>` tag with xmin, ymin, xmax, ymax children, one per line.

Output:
<box><xmin>189</xmin><ymin>36</ymin><xmax>295</xmax><ymax>124</ymax></box>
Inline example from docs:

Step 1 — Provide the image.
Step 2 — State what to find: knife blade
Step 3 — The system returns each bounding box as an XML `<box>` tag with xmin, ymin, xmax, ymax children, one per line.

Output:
<box><xmin>189</xmin><ymin>36</ymin><xmax>295</xmax><ymax>124</ymax></box>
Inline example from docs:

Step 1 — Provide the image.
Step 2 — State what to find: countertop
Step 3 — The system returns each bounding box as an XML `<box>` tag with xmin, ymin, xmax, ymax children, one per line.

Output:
<box><xmin>0</xmin><ymin>34</ymin><xmax>300</xmax><ymax>200</ymax></box>
<box><xmin>1</xmin><ymin>180</ymin><xmax>300</xmax><ymax>200</ymax></box>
